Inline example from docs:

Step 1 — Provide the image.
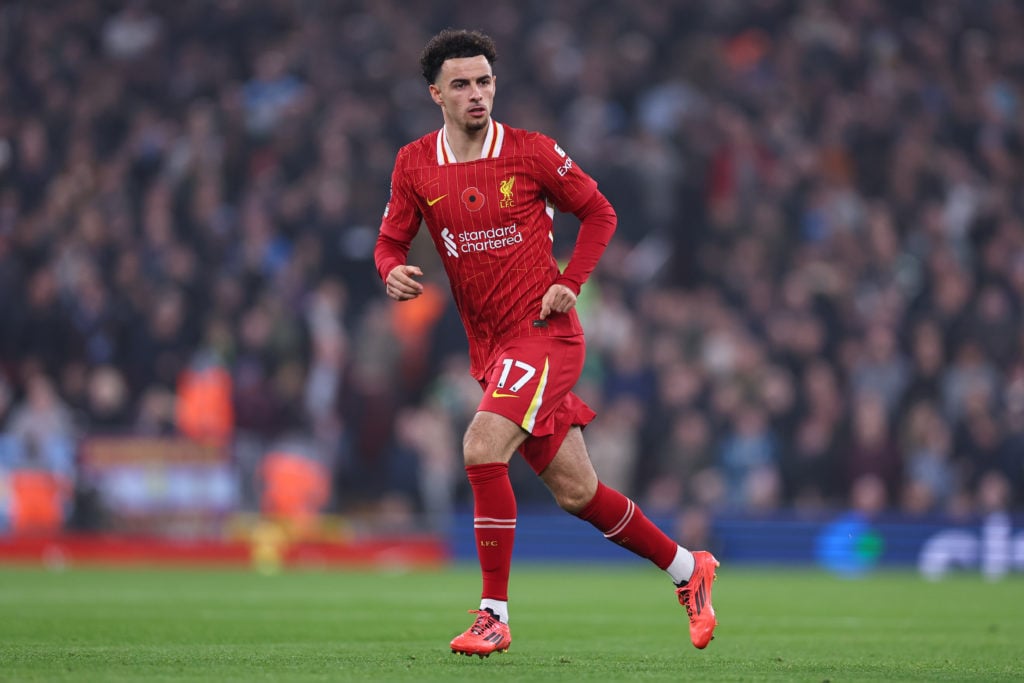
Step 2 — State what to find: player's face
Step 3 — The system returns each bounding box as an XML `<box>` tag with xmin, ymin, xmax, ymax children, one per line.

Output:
<box><xmin>430</xmin><ymin>55</ymin><xmax>495</xmax><ymax>133</ymax></box>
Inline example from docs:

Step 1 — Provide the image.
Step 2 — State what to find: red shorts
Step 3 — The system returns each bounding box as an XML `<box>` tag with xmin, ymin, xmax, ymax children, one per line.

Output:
<box><xmin>477</xmin><ymin>334</ymin><xmax>597</xmax><ymax>474</ymax></box>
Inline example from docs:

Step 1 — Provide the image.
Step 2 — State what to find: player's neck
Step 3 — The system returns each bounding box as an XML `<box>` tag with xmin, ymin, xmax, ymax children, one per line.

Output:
<box><xmin>444</xmin><ymin>121</ymin><xmax>488</xmax><ymax>162</ymax></box>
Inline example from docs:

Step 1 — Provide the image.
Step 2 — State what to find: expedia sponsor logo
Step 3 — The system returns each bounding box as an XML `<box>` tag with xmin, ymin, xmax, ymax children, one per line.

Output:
<box><xmin>445</xmin><ymin>223</ymin><xmax>522</xmax><ymax>255</ymax></box>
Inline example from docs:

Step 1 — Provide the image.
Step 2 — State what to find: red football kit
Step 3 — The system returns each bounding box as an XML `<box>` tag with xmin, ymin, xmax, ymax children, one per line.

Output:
<box><xmin>377</xmin><ymin>117</ymin><xmax>706</xmax><ymax>646</ymax></box>
<box><xmin>375</xmin><ymin>120</ymin><xmax>616</xmax><ymax>472</ymax></box>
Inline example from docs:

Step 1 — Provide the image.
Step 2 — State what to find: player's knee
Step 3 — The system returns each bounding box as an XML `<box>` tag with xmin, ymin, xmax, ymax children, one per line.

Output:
<box><xmin>462</xmin><ymin>431</ymin><xmax>498</xmax><ymax>466</ymax></box>
<box><xmin>462</xmin><ymin>416</ymin><xmax>524</xmax><ymax>465</ymax></box>
<box><xmin>553</xmin><ymin>482</ymin><xmax>593</xmax><ymax>515</ymax></box>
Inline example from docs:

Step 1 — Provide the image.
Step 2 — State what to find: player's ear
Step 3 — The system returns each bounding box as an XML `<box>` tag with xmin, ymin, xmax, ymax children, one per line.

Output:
<box><xmin>429</xmin><ymin>83</ymin><xmax>443</xmax><ymax>106</ymax></box>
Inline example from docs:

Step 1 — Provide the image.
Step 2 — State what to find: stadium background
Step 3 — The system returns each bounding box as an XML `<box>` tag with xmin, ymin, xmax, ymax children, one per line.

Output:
<box><xmin>0</xmin><ymin>0</ymin><xmax>1022</xmax><ymax>577</ymax></box>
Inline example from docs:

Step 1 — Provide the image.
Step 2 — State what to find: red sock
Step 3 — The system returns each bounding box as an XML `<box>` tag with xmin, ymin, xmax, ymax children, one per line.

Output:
<box><xmin>576</xmin><ymin>481</ymin><xmax>677</xmax><ymax>569</ymax></box>
<box><xmin>466</xmin><ymin>463</ymin><xmax>517</xmax><ymax>601</ymax></box>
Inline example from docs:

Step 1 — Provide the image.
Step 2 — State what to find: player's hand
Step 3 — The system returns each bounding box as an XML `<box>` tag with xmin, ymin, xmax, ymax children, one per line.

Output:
<box><xmin>539</xmin><ymin>283</ymin><xmax>576</xmax><ymax>319</ymax></box>
<box><xmin>386</xmin><ymin>265</ymin><xmax>424</xmax><ymax>301</ymax></box>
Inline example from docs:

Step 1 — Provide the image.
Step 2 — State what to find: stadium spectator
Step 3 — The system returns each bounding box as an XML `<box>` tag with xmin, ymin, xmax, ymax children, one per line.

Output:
<box><xmin>843</xmin><ymin>391</ymin><xmax>903</xmax><ymax>507</ymax></box>
<box><xmin>783</xmin><ymin>411</ymin><xmax>841</xmax><ymax>510</ymax></box>
<box><xmin>717</xmin><ymin>403</ymin><xmax>782</xmax><ymax>511</ymax></box>
<box><xmin>383</xmin><ymin>404</ymin><xmax>459</xmax><ymax>533</ymax></box>
<box><xmin>899</xmin><ymin>400</ymin><xmax>956</xmax><ymax>514</ymax></box>
<box><xmin>81</xmin><ymin>365</ymin><xmax>134</xmax><ymax>433</ymax></box>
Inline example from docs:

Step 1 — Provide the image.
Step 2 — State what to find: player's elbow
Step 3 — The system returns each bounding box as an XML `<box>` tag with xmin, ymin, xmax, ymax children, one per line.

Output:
<box><xmin>598</xmin><ymin>202</ymin><xmax>617</xmax><ymax>238</ymax></box>
<box><xmin>579</xmin><ymin>190</ymin><xmax>615</xmax><ymax>219</ymax></box>
<box><xmin>578</xmin><ymin>191</ymin><xmax>617</xmax><ymax>239</ymax></box>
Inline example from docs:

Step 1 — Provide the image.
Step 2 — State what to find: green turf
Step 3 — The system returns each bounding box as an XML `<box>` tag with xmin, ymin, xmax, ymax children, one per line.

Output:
<box><xmin>0</xmin><ymin>563</ymin><xmax>1022</xmax><ymax>682</ymax></box>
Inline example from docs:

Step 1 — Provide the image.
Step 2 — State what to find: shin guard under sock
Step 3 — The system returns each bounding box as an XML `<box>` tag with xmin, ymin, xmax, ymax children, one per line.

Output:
<box><xmin>466</xmin><ymin>462</ymin><xmax>517</xmax><ymax>601</ymax></box>
<box><xmin>576</xmin><ymin>481</ymin><xmax>677</xmax><ymax>570</ymax></box>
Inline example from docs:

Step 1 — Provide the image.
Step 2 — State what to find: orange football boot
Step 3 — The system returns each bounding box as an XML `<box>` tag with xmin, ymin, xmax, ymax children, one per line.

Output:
<box><xmin>675</xmin><ymin>550</ymin><xmax>720</xmax><ymax>649</ymax></box>
<box><xmin>450</xmin><ymin>609</ymin><xmax>511</xmax><ymax>658</ymax></box>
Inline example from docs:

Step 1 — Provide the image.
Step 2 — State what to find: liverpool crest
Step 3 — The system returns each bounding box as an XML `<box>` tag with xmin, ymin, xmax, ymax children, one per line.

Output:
<box><xmin>499</xmin><ymin>176</ymin><xmax>515</xmax><ymax>208</ymax></box>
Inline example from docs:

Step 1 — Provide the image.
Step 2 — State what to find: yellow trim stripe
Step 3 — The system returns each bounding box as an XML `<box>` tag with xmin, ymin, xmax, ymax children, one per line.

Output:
<box><xmin>521</xmin><ymin>357</ymin><xmax>549</xmax><ymax>432</ymax></box>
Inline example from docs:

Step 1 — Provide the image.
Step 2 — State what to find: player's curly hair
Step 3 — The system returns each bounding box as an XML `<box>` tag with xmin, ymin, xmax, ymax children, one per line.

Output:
<box><xmin>420</xmin><ymin>29</ymin><xmax>497</xmax><ymax>85</ymax></box>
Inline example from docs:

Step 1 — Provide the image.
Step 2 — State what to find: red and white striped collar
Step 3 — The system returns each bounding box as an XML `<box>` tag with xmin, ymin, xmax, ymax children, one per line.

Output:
<box><xmin>436</xmin><ymin>119</ymin><xmax>505</xmax><ymax>165</ymax></box>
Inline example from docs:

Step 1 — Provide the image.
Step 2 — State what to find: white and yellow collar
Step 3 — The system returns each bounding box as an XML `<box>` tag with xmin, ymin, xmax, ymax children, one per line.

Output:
<box><xmin>436</xmin><ymin>119</ymin><xmax>505</xmax><ymax>164</ymax></box>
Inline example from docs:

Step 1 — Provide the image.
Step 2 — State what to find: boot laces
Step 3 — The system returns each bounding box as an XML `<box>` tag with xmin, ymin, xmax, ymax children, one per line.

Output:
<box><xmin>468</xmin><ymin>609</ymin><xmax>497</xmax><ymax>635</ymax></box>
<box><xmin>679</xmin><ymin>587</ymin><xmax>696</xmax><ymax>622</ymax></box>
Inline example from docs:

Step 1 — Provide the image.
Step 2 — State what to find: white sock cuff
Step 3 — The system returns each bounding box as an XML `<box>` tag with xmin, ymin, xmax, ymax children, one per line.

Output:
<box><xmin>665</xmin><ymin>546</ymin><xmax>696</xmax><ymax>585</ymax></box>
<box><xmin>480</xmin><ymin>598</ymin><xmax>509</xmax><ymax>623</ymax></box>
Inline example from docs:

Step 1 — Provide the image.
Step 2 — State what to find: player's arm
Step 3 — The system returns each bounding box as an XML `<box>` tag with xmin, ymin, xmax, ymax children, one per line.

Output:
<box><xmin>531</xmin><ymin>135</ymin><xmax>617</xmax><ymax>318</ymax></box>
<box><xmin>540</xmin><ymin>189</ymin><xmax>617</xmax><ymax>319</ymax></box>
<box><xmin>553</xmin><ymin>189</ymin><xmax>616</xmax><ymax>295</ymax></box>
<box><xmin>374</xmin><ymin>152</ymin><xmax>425</xmax><ymax>301</ymax></box>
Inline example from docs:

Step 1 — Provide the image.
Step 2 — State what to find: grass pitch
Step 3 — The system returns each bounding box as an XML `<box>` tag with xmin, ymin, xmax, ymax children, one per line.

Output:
<box><xmin>0</xmin><ymin>563</ymin><xmax>1022</xmax><ymax>682</ymax></box>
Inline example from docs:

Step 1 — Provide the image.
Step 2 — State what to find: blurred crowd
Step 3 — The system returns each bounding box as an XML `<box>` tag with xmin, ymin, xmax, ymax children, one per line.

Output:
<box><xmin>1</xmin><ymin>0</ymin><xmax>1023</xmax><ymax>535</ymax></box>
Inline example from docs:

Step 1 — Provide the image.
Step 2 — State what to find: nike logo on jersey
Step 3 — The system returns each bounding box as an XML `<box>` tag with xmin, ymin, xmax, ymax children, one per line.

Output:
<box><xmin>426</xmin><ymin>194</ymin><xmax>447</xmax><ymax>207</ymax></box>
<box><xmin>491</xmin><ymin>390</ymin><xmax>518</xmax><ymax>399</ymax></box>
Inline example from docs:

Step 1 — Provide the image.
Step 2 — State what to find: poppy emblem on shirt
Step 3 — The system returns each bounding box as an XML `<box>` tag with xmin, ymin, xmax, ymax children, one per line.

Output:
<box><xmin>462</xmin><ymin>187</ymin><xmax>485</xmax><ymax>212</ymax></box>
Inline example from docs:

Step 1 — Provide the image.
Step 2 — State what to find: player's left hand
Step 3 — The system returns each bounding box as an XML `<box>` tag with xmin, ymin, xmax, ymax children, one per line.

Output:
<box><xmin>539</xmin><ymin>283</ymin><xmax>576</xmax><ymax>319</ymax></box>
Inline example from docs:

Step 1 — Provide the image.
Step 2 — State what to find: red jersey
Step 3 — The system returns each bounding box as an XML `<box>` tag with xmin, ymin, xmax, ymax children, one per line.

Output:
<box><xmin>376</xmin><ymin>120</ymin><xmax>612</xmax><ymax>379</ymax></box>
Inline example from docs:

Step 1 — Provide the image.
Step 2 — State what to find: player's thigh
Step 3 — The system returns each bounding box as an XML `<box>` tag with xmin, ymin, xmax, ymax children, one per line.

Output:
<box><xmin>463</xmin><ymin>410</ymin><xmax>529</xmax><ymax>465</ymax></box>
<box><xmin>539</xmin><ymin>426</ymin><xmax>599</xmax><ymax>514</ymax></box>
